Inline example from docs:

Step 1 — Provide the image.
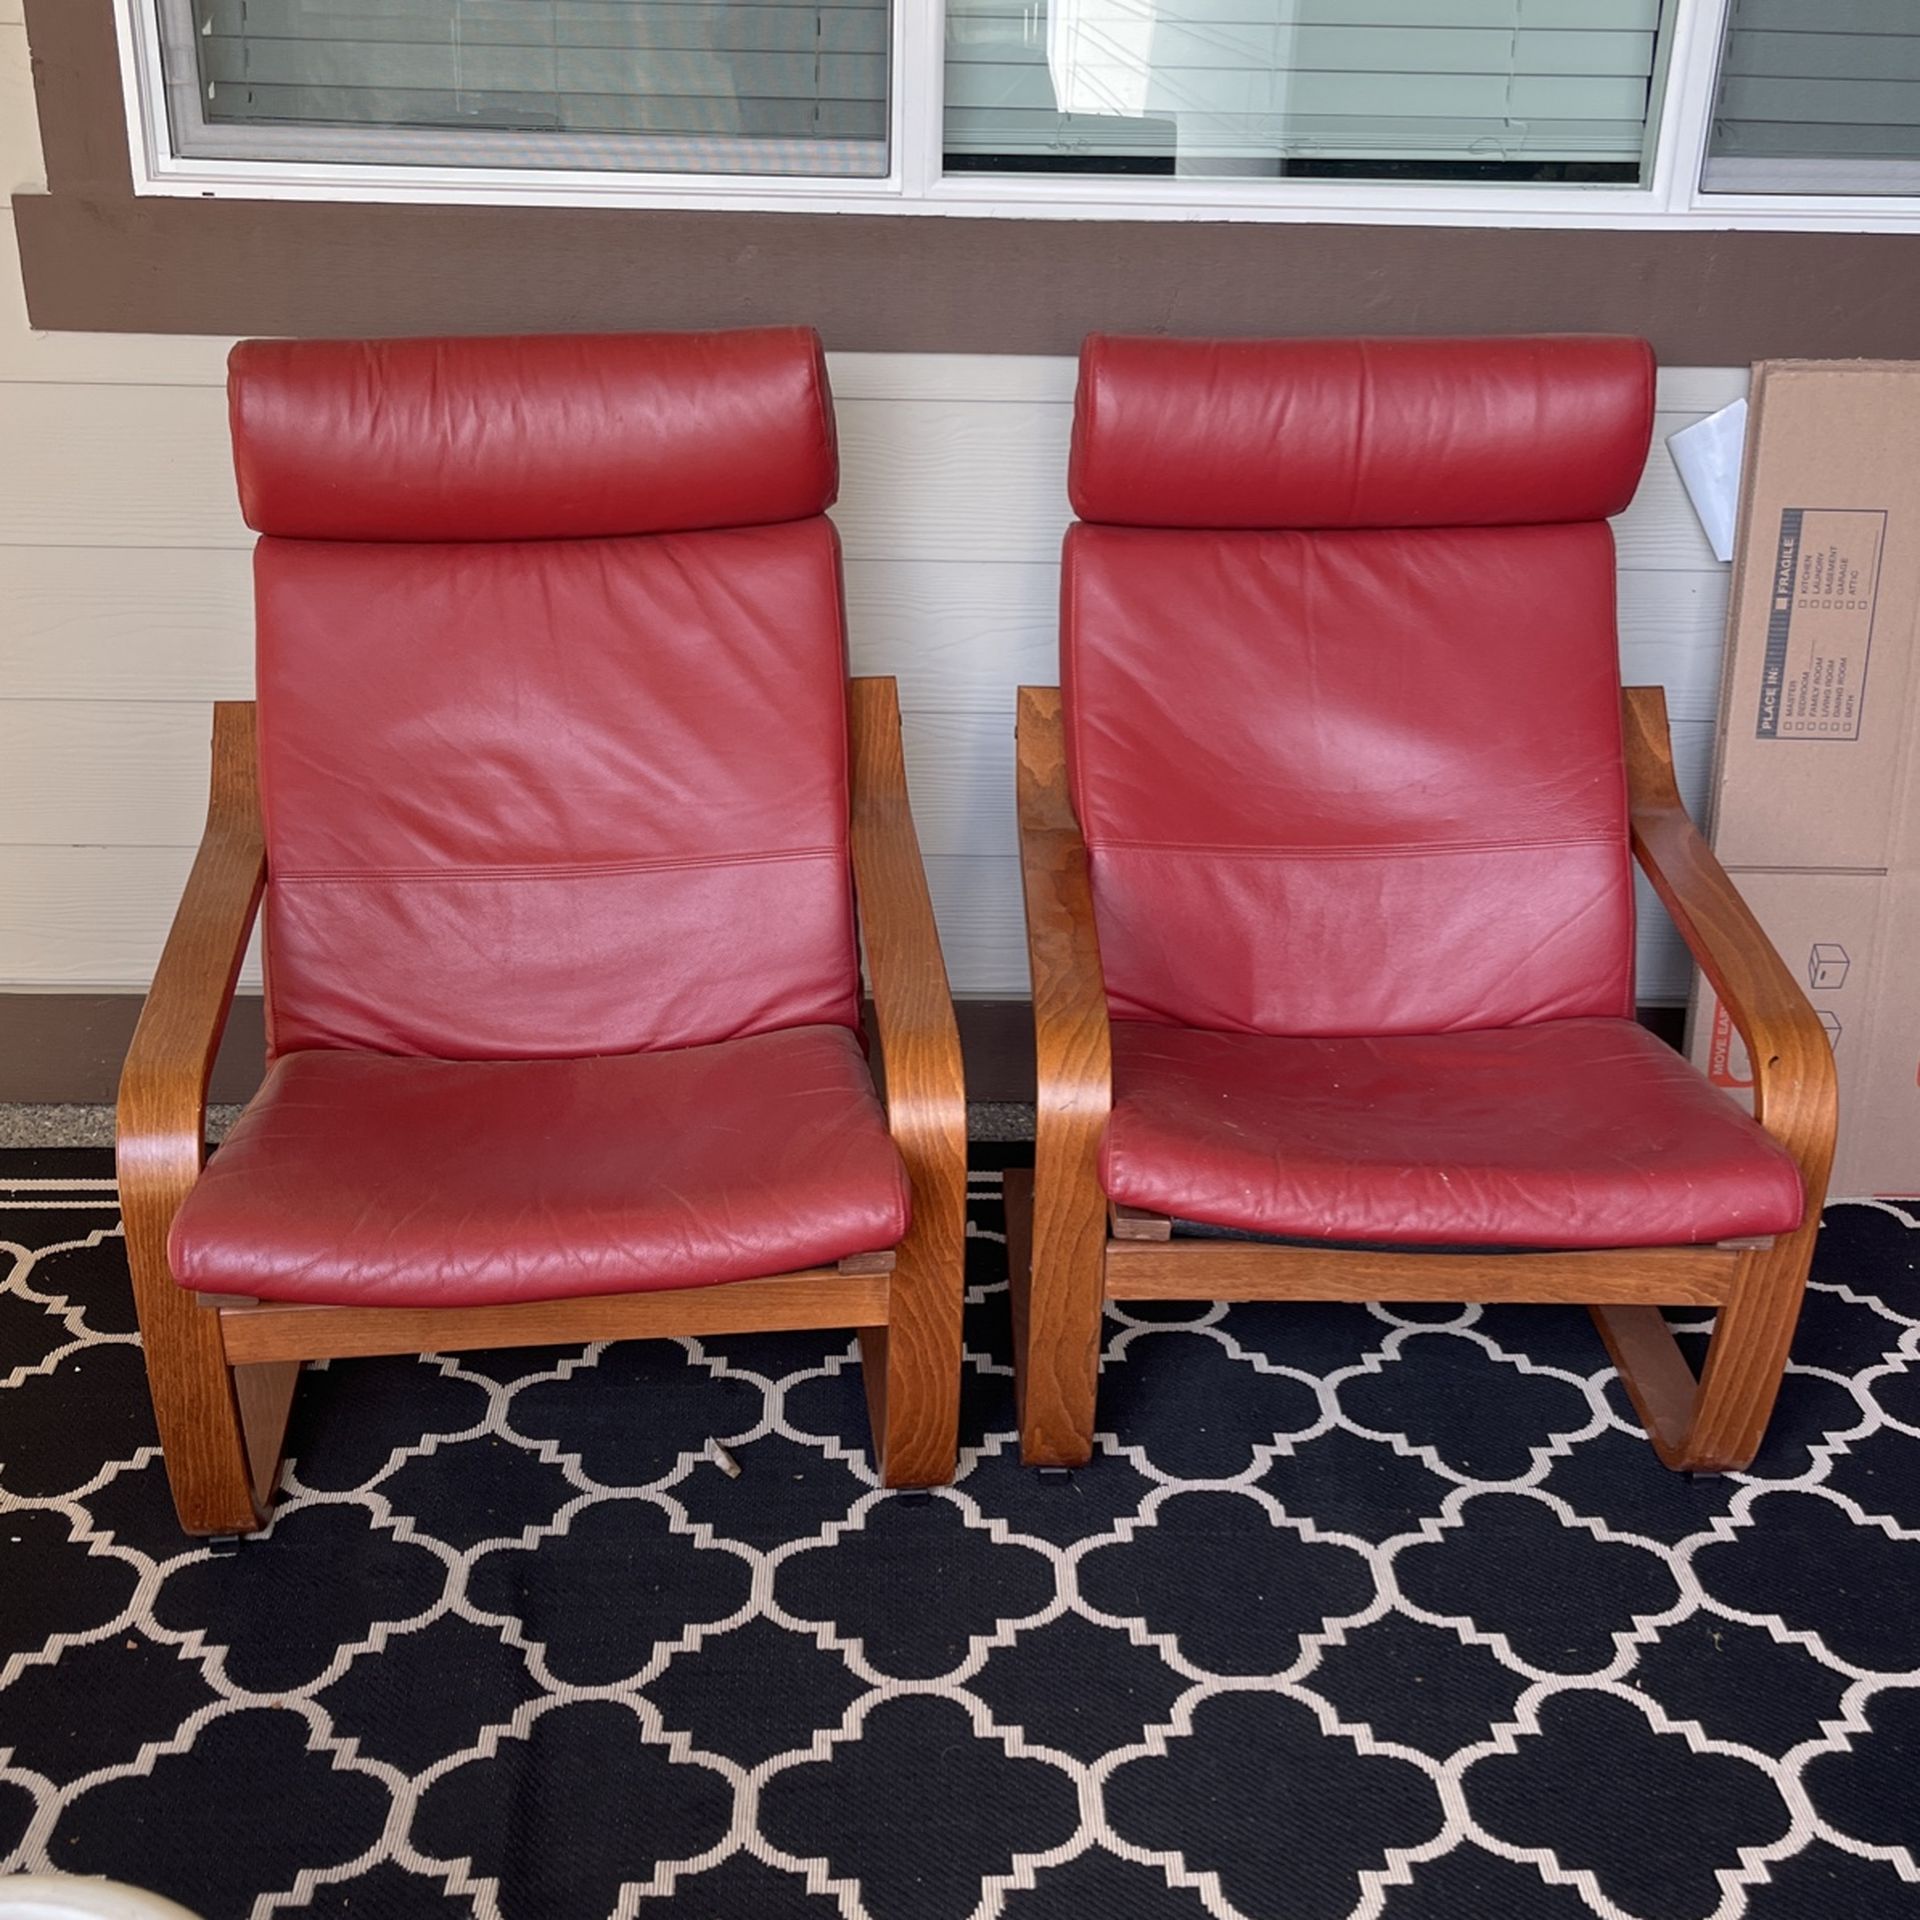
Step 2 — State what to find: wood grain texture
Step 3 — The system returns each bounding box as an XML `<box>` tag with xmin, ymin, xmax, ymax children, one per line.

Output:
<box><xmin>218</xmin><ymin>1272</ymin><xmax>893</xmax><ymax>1365</ymax></box>
<box><xmin>1624</xmin><ymin>686</ymin><xmax>1837</xmax><ymax>1115</ymax></box>
<box><xmin>1107</xmin><ymin>1240</ymin><xmax>1738</xmax><ymax>1305</ymax></box>
<box><xmin>1604</xmin><ymin>684</ymin><xmax>1839</xmax><ymax>1470</ymax></box>
<box><xmin>114</xmin><ymin>700</ymin><xmax>271</xmax><ymax>1534</ymax></box>
<box><xmin>1013</xmin><ymin>685</ymin><xmax>1111</xmax><ymax>1466</ymax></box>
<box><xmin>232</xmin><ymin>1358</ymin><xmax>301</xmax><ymax>1507</ymax></box>
<box><xmin>1110</xmin><ymin>1202</ymin><xmax>1172</xmax><ymax>1242</ymax></box>
<box><xmin>848</xmin><ymin>675</ymin><xmax>968</xmax><ymax>1487</ymax></box>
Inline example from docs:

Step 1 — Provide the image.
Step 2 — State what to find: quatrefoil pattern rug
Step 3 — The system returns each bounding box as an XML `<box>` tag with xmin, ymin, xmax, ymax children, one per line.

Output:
<box><xmin>2</xmin><ymin>1146</ymin><xmax>1918</xmax><ymax>1920</ymax></box>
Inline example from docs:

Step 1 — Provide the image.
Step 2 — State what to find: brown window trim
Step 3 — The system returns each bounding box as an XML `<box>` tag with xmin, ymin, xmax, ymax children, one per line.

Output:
<box><xmin>16</xmin><ymin>0</ymin><xmax>1920</xmax><ymax>358</ymax></box>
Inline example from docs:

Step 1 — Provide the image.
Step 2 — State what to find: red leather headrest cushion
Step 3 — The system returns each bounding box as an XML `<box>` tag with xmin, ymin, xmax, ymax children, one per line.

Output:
<box><xmin>229</xmin><ymin>327</ymin><xmax>838</xmax><ymax>540</ymax></box>
<box><xmin>1069</xmin><ymin>333</ymin><xmax>1655</xmax><ymax>529</ymax></box>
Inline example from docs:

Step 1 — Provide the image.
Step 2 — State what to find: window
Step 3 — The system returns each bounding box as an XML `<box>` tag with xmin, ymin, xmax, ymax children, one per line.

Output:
<box><xmin>114</xmin><ymin>0</ymin><xmax>1920</xmax><ymax>228</ymax></box>
<box><xmin>155</xmin><ymin>0</ymin><xmax>891</xmax><ymax>177</ymax></box>
<box><xmin>1704</xmin><ymin>0</ymin><xmax>1920</xmax><ymax>195</ymax></box>
<box><xmin>944</xmin><ymin>0</ymin><xmax>1666</xmax><ymax>183</ymax></box>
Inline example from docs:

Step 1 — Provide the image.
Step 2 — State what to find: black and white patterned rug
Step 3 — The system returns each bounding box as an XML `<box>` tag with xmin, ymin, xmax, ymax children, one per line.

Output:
<box><xmin>2</xmin><ymin>1145</ymin><xmax>1918</xmax><ymax>1920</ymax></box>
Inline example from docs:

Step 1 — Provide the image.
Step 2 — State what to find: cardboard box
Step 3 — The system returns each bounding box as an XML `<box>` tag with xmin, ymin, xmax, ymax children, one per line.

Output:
<box><xmin>1686</xmin><ymin>361</ymin><xmax>1920</xmax><ymax>1199</ymax></box>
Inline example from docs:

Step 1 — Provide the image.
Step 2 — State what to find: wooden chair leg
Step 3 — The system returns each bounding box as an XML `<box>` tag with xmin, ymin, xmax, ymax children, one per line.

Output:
<box><xmin>1592</xmin><ymin>1218</ymin><xmax>1819</xmax><ymax>1473</ymax></box>
<box><xmin>118</xmin><ymin>1139</ymin><xmax>290</xmax><ymax>1535</ymax></box>
<box><xmin>861</xmin><ymin>1262</ymin><xmax>962</xmax><ymax>1490</ymax></box>
<box><xmin>1008</xmin><ymin>1160</ymin><xmax>1107</xmax><ymax>1468</ymax></box>
<box><xmin>864</xmin><ymin>1115</ymin><xmax>967</xmax><ymax>1489</ymax></box>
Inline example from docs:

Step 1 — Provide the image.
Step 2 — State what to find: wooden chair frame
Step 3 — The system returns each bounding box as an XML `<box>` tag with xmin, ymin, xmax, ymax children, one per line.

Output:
<box><xmin>1010</xmin><ymin>683</ymin><xmax>1837</xmax><ymax>1475</ymax></box>
<box><xmin>118</xmin><ymin>676</ymin><xmax>967</xmax><ymax>1536</ymax></box>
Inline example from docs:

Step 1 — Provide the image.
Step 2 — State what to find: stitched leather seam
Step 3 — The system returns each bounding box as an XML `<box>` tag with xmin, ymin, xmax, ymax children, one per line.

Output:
<box><xmin>272</xmin><ymin>846</ymin><xmax>846</xmax><ymax>884</ymax></box>
<box><xmin>1084</xmin><ymin>832</ymin><xmax>1627</xmax><ymax>860</ymax></box>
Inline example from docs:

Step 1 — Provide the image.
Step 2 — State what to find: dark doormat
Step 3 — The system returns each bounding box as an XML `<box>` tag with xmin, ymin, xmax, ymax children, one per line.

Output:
<box><xmin>1</xmin><ymin>1146</ymin><xmax>1917</xmax><ymax>1919</ymax></box>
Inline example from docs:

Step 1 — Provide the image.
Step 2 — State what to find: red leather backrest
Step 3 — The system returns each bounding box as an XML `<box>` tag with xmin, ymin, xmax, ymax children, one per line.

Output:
<box><xmin>235</xmin><ymin>330</ymin><xmax>860</xmax><ymax>1060</ymax></box>
<box><xmin>1064</xmin><ymin>334</ymin><xmax>1655</xmax><ymax>1037</ymax></box>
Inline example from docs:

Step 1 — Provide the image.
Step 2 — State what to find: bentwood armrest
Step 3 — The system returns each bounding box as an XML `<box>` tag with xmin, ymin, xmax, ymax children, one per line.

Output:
<box><xmin>117</xmin><ymin>702</ymin><xmax>266</xmax><ymax>1171</ymax></box>
<box><xmin>847</xmin><ymin>674</ymin><xmax>967</xmax><ymax>1484</ymax></box>
<box><xmin>116</xmin><ymin>700</ymin><xmax>274</xmax><ymax>1537</ymax></box>
<box><xmin>848</xmin><ymin>676</ymin><xmax>967</xmax><ymax>1150</ymax></box>
<box><xmin>1012</xmin><ymin>685</ymin><xmax>1113</xmax><ymax>1462</ymax></box>
<box><xmin>1016</xmin><ymin>686</ymin><xmax>1112</xmax><ymax>1135</ymax></box>
<box><xmin>1621</xmin><ymin>686</ymin><xmax>1837</xmax><ymax>1170</ymax></box>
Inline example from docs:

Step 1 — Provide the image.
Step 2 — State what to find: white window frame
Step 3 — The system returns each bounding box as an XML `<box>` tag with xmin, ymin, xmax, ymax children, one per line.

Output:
<box><xmin>113</xmin><ymin>0</ymin><xmax>1920</xmax><ymax>233</ymax></box>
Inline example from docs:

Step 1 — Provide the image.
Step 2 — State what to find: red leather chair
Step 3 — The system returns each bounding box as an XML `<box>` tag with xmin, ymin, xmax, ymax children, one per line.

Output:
<box><xmin>118</xmin><ymin>329</ymin><xmax>966</xmax><ymax>1536</ymax></box>
<box><xmin>1012</xmin><ymin>334</ymin><xmax>1836</xmax><ymax>1474</ymax></box>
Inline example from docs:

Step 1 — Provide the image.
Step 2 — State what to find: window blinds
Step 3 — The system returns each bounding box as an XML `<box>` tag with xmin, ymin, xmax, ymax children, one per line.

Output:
<box><xmin>1706</xmin><ymin>0</ymin><xmax>1920</xmax><ymax>194</ymax></box>
<box><xmin>161</xmin><ymin>0</ymin><xmax>891</xmax><ymax>176</ymax></box>
<box><xmin>944</xmin><ymin>0</ymin><xmax>1666</xmax><ymax>177</ymax></box>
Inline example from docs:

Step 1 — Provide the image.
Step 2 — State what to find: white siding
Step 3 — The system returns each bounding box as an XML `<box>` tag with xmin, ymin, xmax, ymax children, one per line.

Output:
<box><xmin>0</xmin><ymin>25</ymin><xmax>1738</xmax><ymax>1003</ymax></box>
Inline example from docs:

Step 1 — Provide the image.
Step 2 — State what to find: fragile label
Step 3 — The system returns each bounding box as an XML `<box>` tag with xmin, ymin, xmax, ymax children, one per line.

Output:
<box><xmin>1754</xmin><ymin>507</ymin><xmax>1885</xmax><ymax>741</ymax></box>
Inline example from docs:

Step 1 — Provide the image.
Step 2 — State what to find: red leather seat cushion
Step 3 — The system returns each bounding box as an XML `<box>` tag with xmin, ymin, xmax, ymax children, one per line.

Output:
<box><xmin>1101</xmin><ymin>1019</ymin><xmax>1805</xmax><ymax>1248</ymax></box>
<box><xmin>170</xmin><ymin>1027</ymin><xmax>909</xmax><ymax>1307</ymax></box>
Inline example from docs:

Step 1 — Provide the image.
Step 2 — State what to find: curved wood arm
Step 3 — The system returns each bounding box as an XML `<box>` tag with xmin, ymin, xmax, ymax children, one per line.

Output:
<box><xmin>116</xmin><ymin>700</ymin><xmax>271</xmax><ymax>1534</ymax></box>
<box><xmin>849</xmin><ymin>675</ymin><xmax>967</xmax><ymax>1148</ymax></box>
<box><xmin>118</xmin><ymin>701</ymin><xmax>266</xmax><ymax>1175</ymax></box>
<box><xmin>1014</xmin><ymin>686</ymin><xmax>1112</xmax><ymax>1460</ymax></box>
<box><xmin>848</xmin><ymin>675</ymin><xmax>966</xmax><ymax>1484</ymax></box>
<box><xmin>1600</xmin><ymin>687</ymin><xmax>1839</xmax><ymax>1475</ymax></box>
<box><xmin>1622</xmin><ymin>685</ymin><xmax>1836</xmax><ymax>1183</ymax></box>
<box><xmin>1016</xmin><ymin>686</ymin><xmax>1112</xmax><ymax>1143</ymax></box>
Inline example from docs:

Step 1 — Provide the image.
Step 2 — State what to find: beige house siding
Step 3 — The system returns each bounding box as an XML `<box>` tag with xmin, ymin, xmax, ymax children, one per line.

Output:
<box><xmin>0</xmin><ymin>25</ymin><xmax>1740</xmax><ymax>1002</ymax></box>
